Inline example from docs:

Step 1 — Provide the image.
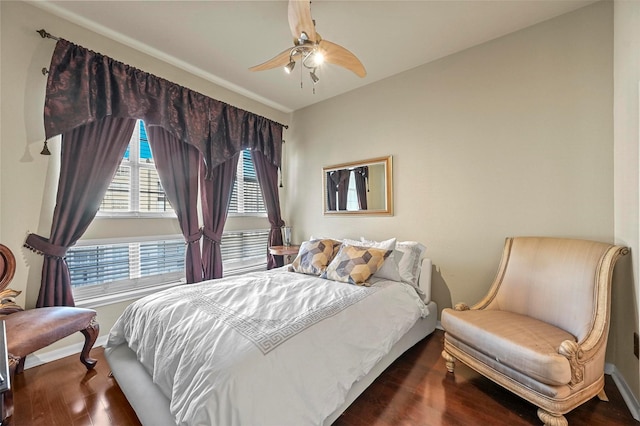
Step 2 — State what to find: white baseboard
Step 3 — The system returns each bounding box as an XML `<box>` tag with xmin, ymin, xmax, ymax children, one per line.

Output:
<box><xmin>605</xmin><ymin>362</ymin><xmax>640</xmax><ymax>421</ymax></box>
<box><xmin>23</xmin><ymin>334</ymin><xmax>108</xmax><ymax>371</ymax></box>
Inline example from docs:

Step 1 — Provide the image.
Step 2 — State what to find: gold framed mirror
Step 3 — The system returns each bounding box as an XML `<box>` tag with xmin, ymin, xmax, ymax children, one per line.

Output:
<box><xmin>322</xmin><ymin>156</ymin><xmax>393</xmax><ymax>216</ymax></box>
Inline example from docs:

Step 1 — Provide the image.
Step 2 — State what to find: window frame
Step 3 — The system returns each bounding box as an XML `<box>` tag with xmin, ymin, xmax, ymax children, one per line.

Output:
<box><xmin>96</xmin><ymin>120</ymin><xmax>176</xmax><ymax>219</ymax></box>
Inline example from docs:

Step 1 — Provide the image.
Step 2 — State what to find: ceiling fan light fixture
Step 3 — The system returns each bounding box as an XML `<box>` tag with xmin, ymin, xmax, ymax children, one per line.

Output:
<box><xmin>284</xmin><ymin>60</ymin><xmax>296</xmax><ymax>74</ymax></box>
<box><xmin>310</xmin><ymin>70</ymin><xmax>319</xmax><ymax>84</ymax></box>
<box><xmin>311</xmin><ymin>51</ymin><xmax>324</xmax><ymax>66</ymax></box>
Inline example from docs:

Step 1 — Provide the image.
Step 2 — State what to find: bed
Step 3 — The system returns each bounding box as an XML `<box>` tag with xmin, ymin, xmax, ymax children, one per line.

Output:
<box><xmin>105</xmin><ymin>238</ymin><xmax>438</xmax><ymax>425</ymax></box>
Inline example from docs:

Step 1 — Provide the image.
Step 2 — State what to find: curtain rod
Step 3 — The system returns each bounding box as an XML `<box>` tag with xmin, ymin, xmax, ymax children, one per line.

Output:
<box><xmin>36</xmin><ymin>28</ymin><xmax>289</xmax><ymax>130</ymax></box>
<box><xmin>37</xmin><ymin>29</ymin><xmax>60</xmax><ymax>41</ymax></box>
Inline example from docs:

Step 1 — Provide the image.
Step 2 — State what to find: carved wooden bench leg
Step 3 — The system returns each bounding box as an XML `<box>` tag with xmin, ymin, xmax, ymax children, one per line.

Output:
<box><xmin>79</xmin><ymin>316</ymin><xmax>99</xmax><ymax>370</ymax></box>
<box><xmin>4</xmin><ymin>354</ymin><xmax>20</xmax><ymax>419</ymax></box>
<box><xmin>15</xmin><ymin>356</ymin><xmax>26</xmax><ymax>375</ymax></box>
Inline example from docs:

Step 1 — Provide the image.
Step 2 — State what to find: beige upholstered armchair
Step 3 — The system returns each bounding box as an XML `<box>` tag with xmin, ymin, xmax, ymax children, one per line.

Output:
<box><xmin>441</xmin><ymin>237</ymin><xmax>628</xmax><ymax>426</ymax></box>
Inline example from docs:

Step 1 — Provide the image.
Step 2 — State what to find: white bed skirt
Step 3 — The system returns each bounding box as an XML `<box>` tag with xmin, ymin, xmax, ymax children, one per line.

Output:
<box><xmin>105</xmin><ymin>300</ymin><xmax>438</xmax><ymax>426</ymax></box>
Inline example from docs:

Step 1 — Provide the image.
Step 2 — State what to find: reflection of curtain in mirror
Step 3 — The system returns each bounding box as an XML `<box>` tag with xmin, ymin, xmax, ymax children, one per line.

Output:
<box><xmin>337</xmin><ymin>169</ymin><xmax>351</xmax><ymax>210</ymax></box>
<box><xmin>327</xmin><ymin>171</ymin><xmax>339</xmax><ymax>210</ymax></box>
<box><xmin>354</xmin><ymin>166</ymin><xmax>369</xmax><ymax>210</ymax></box>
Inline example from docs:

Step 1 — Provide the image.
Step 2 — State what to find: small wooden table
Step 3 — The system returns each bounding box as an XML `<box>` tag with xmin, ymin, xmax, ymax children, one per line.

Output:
<box><xmin>269</xmin><ymin>245</ymin><xmax>301</xmax><ymax>264</ymax></box>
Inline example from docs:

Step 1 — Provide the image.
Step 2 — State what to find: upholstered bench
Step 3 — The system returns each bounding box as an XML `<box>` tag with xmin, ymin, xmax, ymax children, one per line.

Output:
<box><xmin>0</xmin><ymin>308</ymin><xmax>99</xmax><ymax>419</ymax></box>
<box><xmin>0</xmin><ymin>243</ymin><xmax>100</xmax><ymax>419</ymax></box>
<box><xmin>1</xmin><ymin>306</ymin><xmax>99</xmax><ymax>375</ymax></box>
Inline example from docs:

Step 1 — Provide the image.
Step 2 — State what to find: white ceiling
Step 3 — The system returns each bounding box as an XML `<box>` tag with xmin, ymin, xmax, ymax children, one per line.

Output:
<box><xmin>36</xmin><ymin>0</ymin><xmax>597</xmax><ymax>113</ymax></box>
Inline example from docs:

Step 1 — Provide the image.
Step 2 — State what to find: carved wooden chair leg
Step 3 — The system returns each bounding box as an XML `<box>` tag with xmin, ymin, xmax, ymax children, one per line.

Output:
<box><xmin>441</xmin><ymin>350</ymin><xmax>456</xmax><ymax>373</ymax></box>
<box><xmin>79</xmin><ymin>317</ymin><xmax>99</xmax><ymax>370</ymax></box>
<box><xmin>15</xmin><ymin>357</ymin><xmax>26</xmax><ymax>375</ymax></box>
<box><xmin>597</xmin><ymin>389</ymin><xmax>609</xmax><ymax>402</ymax></box>
<box><xmin>537</xmin><ymin>408</ymin><xmax>568</xmax><ymax>426</ymax></box>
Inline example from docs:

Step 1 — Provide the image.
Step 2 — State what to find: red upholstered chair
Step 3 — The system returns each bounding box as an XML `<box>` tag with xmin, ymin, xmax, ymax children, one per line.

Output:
<box><xmin>0</xmin><ymin>244</ymin><xmax>99</xmax><ymax>415</ymax></box>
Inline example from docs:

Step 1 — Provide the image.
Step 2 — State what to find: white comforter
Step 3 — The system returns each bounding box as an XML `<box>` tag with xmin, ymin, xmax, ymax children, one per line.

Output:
<box><xmin>107</xmin><ymin>268</ymin><xmax>428</xmax><ymax>426</ymax></box>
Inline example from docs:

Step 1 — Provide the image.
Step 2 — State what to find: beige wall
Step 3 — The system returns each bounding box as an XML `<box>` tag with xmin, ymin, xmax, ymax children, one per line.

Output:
<box><xmin>287</xmin><ymin>0</ymin><xmax>615</xmax><ymax>348</ymax></box>
<box><xmin>0</xmin><ymin>1</ymin><xmax>289</xmax><ymax>348</ymax></box>
<box><xmin>613</xmin><ymin>0</ymin><xmax>640</xmax><ymax>406</ymax></box>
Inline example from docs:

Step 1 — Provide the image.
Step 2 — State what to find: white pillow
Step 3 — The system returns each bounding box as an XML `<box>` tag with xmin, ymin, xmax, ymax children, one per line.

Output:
<box><xmin>395</xmin><ymin>241</ymin><xmax>427</xmax><ymax>287</ymax></box>
<box><xmin>352</xmin><ymin>238</ymin><xmax>402</xmax><ymax>282</ymax></box>
<box><xmin>310</xmin><ymin>235</ymin><xmax>343</xmax><ymax>243</ymax></box>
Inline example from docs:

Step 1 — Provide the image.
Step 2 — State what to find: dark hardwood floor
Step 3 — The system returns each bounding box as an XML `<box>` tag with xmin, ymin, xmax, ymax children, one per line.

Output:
<box><xmin>6</xmin><ymin>329</ymin><xmax>637</xmax><ymax>425</ymax></box>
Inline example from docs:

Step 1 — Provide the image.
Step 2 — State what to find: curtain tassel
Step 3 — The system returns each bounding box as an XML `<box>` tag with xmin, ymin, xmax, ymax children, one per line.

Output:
<box><xmin>40</xmin><ymin>140</ymin><xmax>51</xmax><ymax>155</ymax></box>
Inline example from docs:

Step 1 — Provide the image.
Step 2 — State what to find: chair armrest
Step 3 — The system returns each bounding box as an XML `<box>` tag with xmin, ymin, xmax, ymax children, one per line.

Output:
<box><xmin>557</xmin><ymin>244</ymin><xmax>629</xmax><ymax>387</ymax></box>
<box><xmin>558</xmin><ymin>340</ymin><xmax>584</xmax><ymax>386</ymax></box>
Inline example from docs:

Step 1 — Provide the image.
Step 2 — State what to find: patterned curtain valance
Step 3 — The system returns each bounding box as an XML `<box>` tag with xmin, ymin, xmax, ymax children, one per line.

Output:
<box><xmin>43</xmin><ymin>39</ymin><xmax>283</xmax><ymax>174</ymax></box>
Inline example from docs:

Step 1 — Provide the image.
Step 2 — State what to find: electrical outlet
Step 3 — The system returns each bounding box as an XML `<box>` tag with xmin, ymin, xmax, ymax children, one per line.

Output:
<box><xmin>634</xmin><ymin>332</ymin><xmax>639</xmax><ymax>359</ymax></box>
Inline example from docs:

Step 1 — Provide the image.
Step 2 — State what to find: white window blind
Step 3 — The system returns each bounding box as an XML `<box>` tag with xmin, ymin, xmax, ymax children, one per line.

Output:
<box><xmin>229</xmin><ymin>150</ymin><xmax>266</xmax><ymax>215</ymax></box>
<box><xmin>100</xmin><ymin>120</ymin><xmax>173</xmax><ymax>215</ymax></box>
<box><xmin>68</xmin><ymin>229</ymin><xmax>270</xmax><ymax>301</ymax></box>
<box><xmin>220</xmin><ymin>229</ymin><xmax>270</xmax><ymax>274</ymax></box>
<box><xmin>68</xmin><ymin>239</ymin><xmax>185</xmax><ymax>289</ymax></box>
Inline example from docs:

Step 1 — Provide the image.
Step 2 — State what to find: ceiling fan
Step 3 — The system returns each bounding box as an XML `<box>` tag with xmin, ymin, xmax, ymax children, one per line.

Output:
<box><xmin>249</xmin><ymin>0</ymin><xmax>366</xmax><ymax>84</ymax></box>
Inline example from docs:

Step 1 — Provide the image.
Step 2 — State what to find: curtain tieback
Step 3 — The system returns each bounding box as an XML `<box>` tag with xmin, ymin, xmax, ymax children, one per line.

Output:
<box><xmin>23</xmin><ymin>234</ymin><xmax>68</xmax><ymax>259</ymax></box>
<box><xmin>201</xmin><ymin>227</ymin><xmax>222</xmax><ymax>244</ymax></box>
<box><xmin>185</xmin><ymin>230</ymin><xmax>202</xmax><ymax>245</ymax></box>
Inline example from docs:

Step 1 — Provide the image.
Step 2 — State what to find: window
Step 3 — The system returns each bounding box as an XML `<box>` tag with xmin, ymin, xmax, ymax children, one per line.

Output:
<box><xmin>100</xmin><ymin>120</ymin><xmax>173</xmax><ymax>216</ymax></box>
<box><xmin>68</xmin><ymin>230</ymin><xmax>269</xmax><ymax>304</ymax></box>
<box><xmin>229</xmin><ymin>150</ymin><xmax>266</xmax><ymax>215</ymax></box>
<box><xmin>220</xmin><ymin>229</ymin><xmax>270</xmax><ymax>275</ymax></box>
<box><xmin>71</xmin><ymin>125</ymin><xmax>270</xmax><ymax>306</ymax></box>
<box><xmin>68</xmin><ymin>237</ymin><xmax>186</xmax><ymax>304</ymax></box>
<box><xmin>346</xmin><ymin>172</ymin><xmax>359</xmax><ymax>211</ymax></box>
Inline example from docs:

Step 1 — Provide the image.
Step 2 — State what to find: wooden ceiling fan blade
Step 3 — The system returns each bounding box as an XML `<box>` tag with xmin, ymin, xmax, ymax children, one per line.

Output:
<box><xmin>319</xmin><ymin>40</ymin><xmax>367</xmax><ymax>78</ymax></box>
<box><xmin>288</xmin><ymin>0</ymin><xmax>317</xmax><ymax>42</ymax></box>
<box><xmin>249</xmin><ymin>48</ymin><xmax>292</xmax><ymax>72</ymax></box>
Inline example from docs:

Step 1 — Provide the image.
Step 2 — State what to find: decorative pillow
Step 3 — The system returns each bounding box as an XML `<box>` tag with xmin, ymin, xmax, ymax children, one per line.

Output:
<box><xmin>395</xmin><ymin>241</ymin><xmax>427</xmax><ymax>287</ymax></box>
<box><xmin>290</xmin><ymin>239</ymin><xmax>341</xmax><ymax>276</ymax></box>
<box><xmin>310</xmin><ymin>235</ymin><xmax>342</xmax><ymax>258</ymax></box>
<box><xmin>348</xmin><ymin>237</ymin><xmax>402</xmax><ymax>282</ymax></box>
<box><xmin>322</xmin><ymin>244</ymin><xmax>392</xmax><ymax>286</ymax></box>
